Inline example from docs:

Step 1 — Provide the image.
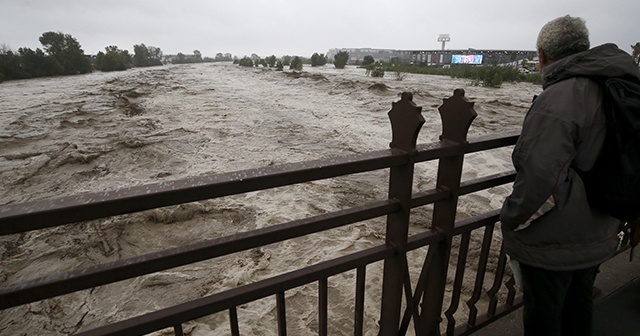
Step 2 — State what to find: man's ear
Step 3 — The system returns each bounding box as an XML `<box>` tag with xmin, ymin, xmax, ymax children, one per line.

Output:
<box><xmin>537</xmin><ymin>48</ymin><xmax>553</xmax><ymax>69</ymax></box>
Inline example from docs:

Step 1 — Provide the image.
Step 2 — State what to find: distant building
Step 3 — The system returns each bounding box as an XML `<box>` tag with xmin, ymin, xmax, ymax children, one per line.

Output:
<box><xmin>327</xmin><ymin>48</ymin><xmax>537</xmax><ymax>66</ymax></box>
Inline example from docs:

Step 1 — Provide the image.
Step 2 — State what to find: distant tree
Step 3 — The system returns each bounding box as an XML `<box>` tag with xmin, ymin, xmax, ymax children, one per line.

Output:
<box><xmin>133</xmin><ymin>43</ymin><xmax>163</xmax><ymax>67</ymax></box>
<box><xmin>193</xmin><ymin>50</ymin><xmax>202</xmax><ymax>62</ymax></box>
<box><xmin>133</xmin><ymin>44</ymin><xmax>149</xmax><ymax>67</ymax></box>
<box><xmin>96</xmin><ymin>45</ymin><xmax>131</xmax><ymax>71</ymax></box>
<box><xmin>333</xmin><ymin>51</ymin><xmax>349</xmax><ymax>69</ymax></box>
<box><xmin>215</xmin><ymin>52</ymin><xmax>224</xmax><ymax>60</ymax></box>
<box><xmin>632</xmin><ymin>43</ymin><xmax>640</xmax><ymax>66</ymax></box>
<box><xmin>148</xmin><ymin>46</ymin><xmax>163</xmax><ymax>62</ymax></box>
<box><xmin>370</xmin><ymin>62</ymin><xmax>385</xmax><ymax>77</ymax></box>
<box><xmin>310</xmin><ymin>52</ymin><xmax>328</xmax><ymax>66</ymax></box>
<box><xmin>238</xmin><ymin>57</ymin><xmax>254</xmax><ymax>67</ymax></box>
<box><xmin>266</xmin><ymin>55</ymin><xmax>277</xmax><ymax>67</ymax></box>
<box><xmin>176</xmin><ymin>53</ymin><xmax>186</xmax><ymax>63</ymax></box>
<box><xmin>362</xmin><ymin>55</ymin><xmax>375</xmax><ymax>66</ymax></box>
<box><xmin>473</xmin><ymin>64</ymin><xmax>507</xmax><ymax>88</ymax></box>
<box><xmin>275</xmin><ymin>60</ymin><xmax>284</xmax><ymax>71</ymax></box>
<box><xmin>290</xmin><ymin>56</ymin><xmax>303</xmax><ymax>71</ymax></box>
<box><xmin>0</xmin><ymin>48</ymin><xmax>29</xmax><ymax>80</ymax></box>
<box><xmin>282</xmin><ymin>55</ymin><xmax>292</xmax><ymax>66</ymax></box>
<box><xmin>311</xmin><ymin>53</ymin><xmax>320</xmax><ymax>66</ymax></box>
<box><xmin>18</xmin><ymin>47</ymin><xmax>62</xmax><ymax>77</ymax></box>
<box><xmin>39</xmin><ymin>31</ymin><xmax>91</xmax><ymax>75</ymax></box>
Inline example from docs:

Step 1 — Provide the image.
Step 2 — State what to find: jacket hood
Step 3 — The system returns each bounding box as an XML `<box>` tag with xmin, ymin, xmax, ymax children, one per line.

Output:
<box><xmin>542</xmin><ymin>43</ymin><xmax>640</xmax><ymax>89</ymax></box>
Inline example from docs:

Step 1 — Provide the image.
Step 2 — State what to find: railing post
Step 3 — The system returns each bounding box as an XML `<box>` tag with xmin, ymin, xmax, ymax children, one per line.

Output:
<box><xmin>419</xmin><ymin>89</ymin><xmax>477</xmax><ymax>334</ymax></box>
<box><xmin>378</xmin><ymin>92</ymin><xmax>424</xmax><ymax>335</ymax></box>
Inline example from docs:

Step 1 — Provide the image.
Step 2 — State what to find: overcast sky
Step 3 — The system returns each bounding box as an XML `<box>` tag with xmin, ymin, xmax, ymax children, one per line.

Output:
<box><xmin>1</xmin><ymin>0</ymin><xmax>638</xmax><ymax>58</ymax></box>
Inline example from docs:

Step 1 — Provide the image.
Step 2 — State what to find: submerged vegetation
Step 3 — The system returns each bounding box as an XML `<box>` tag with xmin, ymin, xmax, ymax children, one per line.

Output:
<box><xmin>234</xmin><ymin>50</ymin><xmax>541</xmax><ymax>88</ymax></box>
<box><xmin>384</xmin><ymin>64</ymin><xmax>543</xmax><ymax>87</ymax></box>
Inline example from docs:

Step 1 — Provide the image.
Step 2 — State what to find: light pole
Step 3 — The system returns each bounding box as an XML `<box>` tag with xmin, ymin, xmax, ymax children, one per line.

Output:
<box><xmin>437</xmin><ymin>34</ymin><xmax>450</xmax><ymax>51</ymax></box>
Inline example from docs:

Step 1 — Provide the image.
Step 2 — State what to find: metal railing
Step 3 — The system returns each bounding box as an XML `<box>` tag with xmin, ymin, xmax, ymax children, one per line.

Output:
<box><xmin>2</xmin><ymin>89</ymin><xmax>535</xmax><ymax>335</ymax></box>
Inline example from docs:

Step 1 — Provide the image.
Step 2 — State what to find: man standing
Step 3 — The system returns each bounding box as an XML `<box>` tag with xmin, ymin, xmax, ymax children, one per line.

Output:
<box><xmin>500</xmin><ymin>15</ymin><xmax>640</xmax><ymax>336</ymax></box>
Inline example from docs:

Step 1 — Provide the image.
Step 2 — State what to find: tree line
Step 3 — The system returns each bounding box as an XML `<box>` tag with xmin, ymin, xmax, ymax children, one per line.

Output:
<box><xmin>0</xmin><ymin>31</ymin><xmax>241</xmax><ymax>82</ymax></box>
<box><xmin>235</xmin><ymin>51</ymin><xmax>350</xmax><ymax>71</ymax></box>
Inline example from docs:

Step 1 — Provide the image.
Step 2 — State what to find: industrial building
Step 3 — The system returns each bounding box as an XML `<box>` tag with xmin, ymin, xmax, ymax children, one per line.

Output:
<box><xmin>326</xmin><ymin>47</ymin><xmax>537</xmax><ymax>67</ymax></box>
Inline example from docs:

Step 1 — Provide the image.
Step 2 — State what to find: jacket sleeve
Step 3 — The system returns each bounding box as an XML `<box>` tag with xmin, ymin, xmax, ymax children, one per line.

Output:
<box><xmin>500</xmin><ymin>87</ymin><xmax>579</xmax><ymax>229</ymax></box>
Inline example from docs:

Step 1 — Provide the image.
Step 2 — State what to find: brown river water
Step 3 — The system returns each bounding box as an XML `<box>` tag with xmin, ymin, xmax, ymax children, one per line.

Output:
<box><xmin>0</xmin><ymin>63</ymin><xmax>540</xmax><ymax>335</ymax></box>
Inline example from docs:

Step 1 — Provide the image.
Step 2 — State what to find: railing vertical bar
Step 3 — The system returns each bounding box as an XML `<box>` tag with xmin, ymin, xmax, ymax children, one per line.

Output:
<box><xmin>319</xmin><ymin>278</ymin><xmax>328</xmax><ymax>336</ymax></box>
<box><xmin>354</xmin><ymin>266</ymin><xmax>366</xmax><ymax>336</ymax></box>
<box><xmin>445</xmin><ymin>232</ymin><xmax>471</xmax><ymax>335</ymax></box>
<box><xmin>173</xmin><ymin>324</ymin><xmax>184</xmax><ymax>336</ymax></box>
<box><xmin>402</xmin><ymin>254</ymin><xmax>427</xmax><ymax>336</ymax></box>
<box><xmin>229</xmin><ymin>307</ymin><xmax>240</xmax><ymax>336</ymax></box>
<box><xmin>277</xmin><ymin>292</ymin><xmax>287</xmax><ymax>336</ymax></box>
<box><xmin>419</xmin><ymin>89</ymin><xmax>476</xmax><ymax>335</ymax></box>
<box><xmin>487</xmin><ymin>242</ymin><xmax>509</xmax><ymax>316</ymax></box>
<box><xmin>466</xmin><ymin>223</ymin><xmax>495</xmax><ymax>326</ymax></box>
<box><xmin>399</xmin><ymin>246</ymin><xmax>435</xmax><ymax>336</ymax></box>
<box><xmin>378</xmin><ymin>93</ymin><xmax>423</xmax><ymax>335</ymax></box>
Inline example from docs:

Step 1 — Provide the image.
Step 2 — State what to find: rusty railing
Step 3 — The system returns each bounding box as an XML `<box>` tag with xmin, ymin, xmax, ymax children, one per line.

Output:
<box><xmin>2</xmin><ymin>89</ymin><xmax>534</xmax><ymax>335</ymax></box>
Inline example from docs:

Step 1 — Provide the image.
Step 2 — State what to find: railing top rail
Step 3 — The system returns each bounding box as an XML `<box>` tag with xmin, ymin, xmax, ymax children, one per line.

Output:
<box><xmin>0</xmin><ymin>148</ymin><xmax>403</xmax><ymax>236</ymax></box>
<box><xmin>0</xmin><ymin>199</ymin><xmax>400</xmax><ymax>310</ymax></box>
<box><xmin>0</xmin><ymin>130</ymin><xmax>519</xmax><ymax>237</ymax></box>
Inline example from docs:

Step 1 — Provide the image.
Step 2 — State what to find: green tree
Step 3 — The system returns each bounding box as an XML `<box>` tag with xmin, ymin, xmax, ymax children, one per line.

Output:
<box><xmin>275</xmin><ymin>60</ymin><xmax>284</xmax><ymax>71</ymax></box>
<box><xmin>133</xmin><ymin>44</ymin><xmax>149</xmax><ymax>67</ymax></box>
<box><xmin>193</xmin><ymin>50</ymin><xmax>202</xmax><ymax>62</ymax></box>
<box><xmin>370</xmin><ymin>62</ymin><xmax>385</xmax><ymax>77</ymax></box>
<box><xmin>39</xmin><ymin>31</ymin><xmax>91</xmax><ymax>75</ymax></box>
<box><xmin>266</xmin><ymin>55</ymin><xmax>277</xmax><ymax>67</ymax></box>
<box><xmin>18</xmin><ymin>47</ymin><xmax>62</xmax><ymax>77</ymax></box>
<box><xmin>310</xmin><ymin>52</ymin><xmax>327</xmax><ymax>66</ymax></box>
<box><xmin>282</xmin><ymin>55</ymin><xmax>292</xmax><ymax>66</ymax></box>
<box><xmin>238</xmin><ymin>57</ymin><xmax>254</xmax><ymax>67</ymax></box>
<box><xmin>96</xmin><ymin>45</ymin><xmax>131</xmax><ymax>71</ymax></box>
<box><xmin>0</xmin><ymin>49</ymin><xmax>28</xmax><ymax>80</ymax></box>
<box><xmin>214</xmin><ymin>53</ymin><xmax>234</xmax><ymax>62</ymax></box>
<box><xmin>133</xmin><ymin>43</ymin><xmax>162</xmax><ymax>67</ymax></box>
<box><xmin>290</xmin><ymin>56</ymin><xmax>303</xmax><ymax>71</ymax></box>
<box><xmin>333</xmin><ymin>51</ymin><xmax>349</xmax><ymax>69</ymax></box>
<box><xmin>362</xmin><ymin>55</ymin><xmax>375</xmax><ymax>66</ymax></box>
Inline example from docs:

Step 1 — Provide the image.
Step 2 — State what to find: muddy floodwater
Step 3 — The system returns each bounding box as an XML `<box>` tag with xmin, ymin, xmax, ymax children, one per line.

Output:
<box><xmin>0</xmin><ymin>63</ymin><xmax>540</xmax><ymax>335</ymax></box>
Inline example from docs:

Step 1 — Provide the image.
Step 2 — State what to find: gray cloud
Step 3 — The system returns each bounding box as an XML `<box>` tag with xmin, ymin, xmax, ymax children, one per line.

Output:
<box><xmin>1</xmin><ymin>0</ymin><xmax>638</xmax><ymax>58</ymax></box>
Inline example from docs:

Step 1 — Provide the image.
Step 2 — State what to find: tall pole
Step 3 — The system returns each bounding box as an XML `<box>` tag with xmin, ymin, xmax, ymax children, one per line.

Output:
<box><xmin>437</xmin><ymin>34</ymin><xmax>451</xmax><ymax>51</ymax></box>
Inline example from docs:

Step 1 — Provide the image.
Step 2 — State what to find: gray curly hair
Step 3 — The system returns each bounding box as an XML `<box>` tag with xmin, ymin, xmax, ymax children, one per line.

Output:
<box><xmin>536</xmin><ymin>15</ymin><xmax>590</xmax><ymax>61</ymax></box>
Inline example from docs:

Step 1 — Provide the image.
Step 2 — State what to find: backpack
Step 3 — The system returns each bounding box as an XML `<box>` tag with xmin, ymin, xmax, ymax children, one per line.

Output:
<box><xmin>577</xmin><ymin>76</ymin><xmax>640</xmax><ymax>222</ymax></box>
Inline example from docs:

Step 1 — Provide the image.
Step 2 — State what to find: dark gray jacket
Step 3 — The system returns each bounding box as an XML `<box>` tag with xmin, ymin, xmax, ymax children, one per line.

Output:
<box><xmin>500</xmin><ymin>44</ymin><xmax>640</xmax><ymax>271</ymax></box>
